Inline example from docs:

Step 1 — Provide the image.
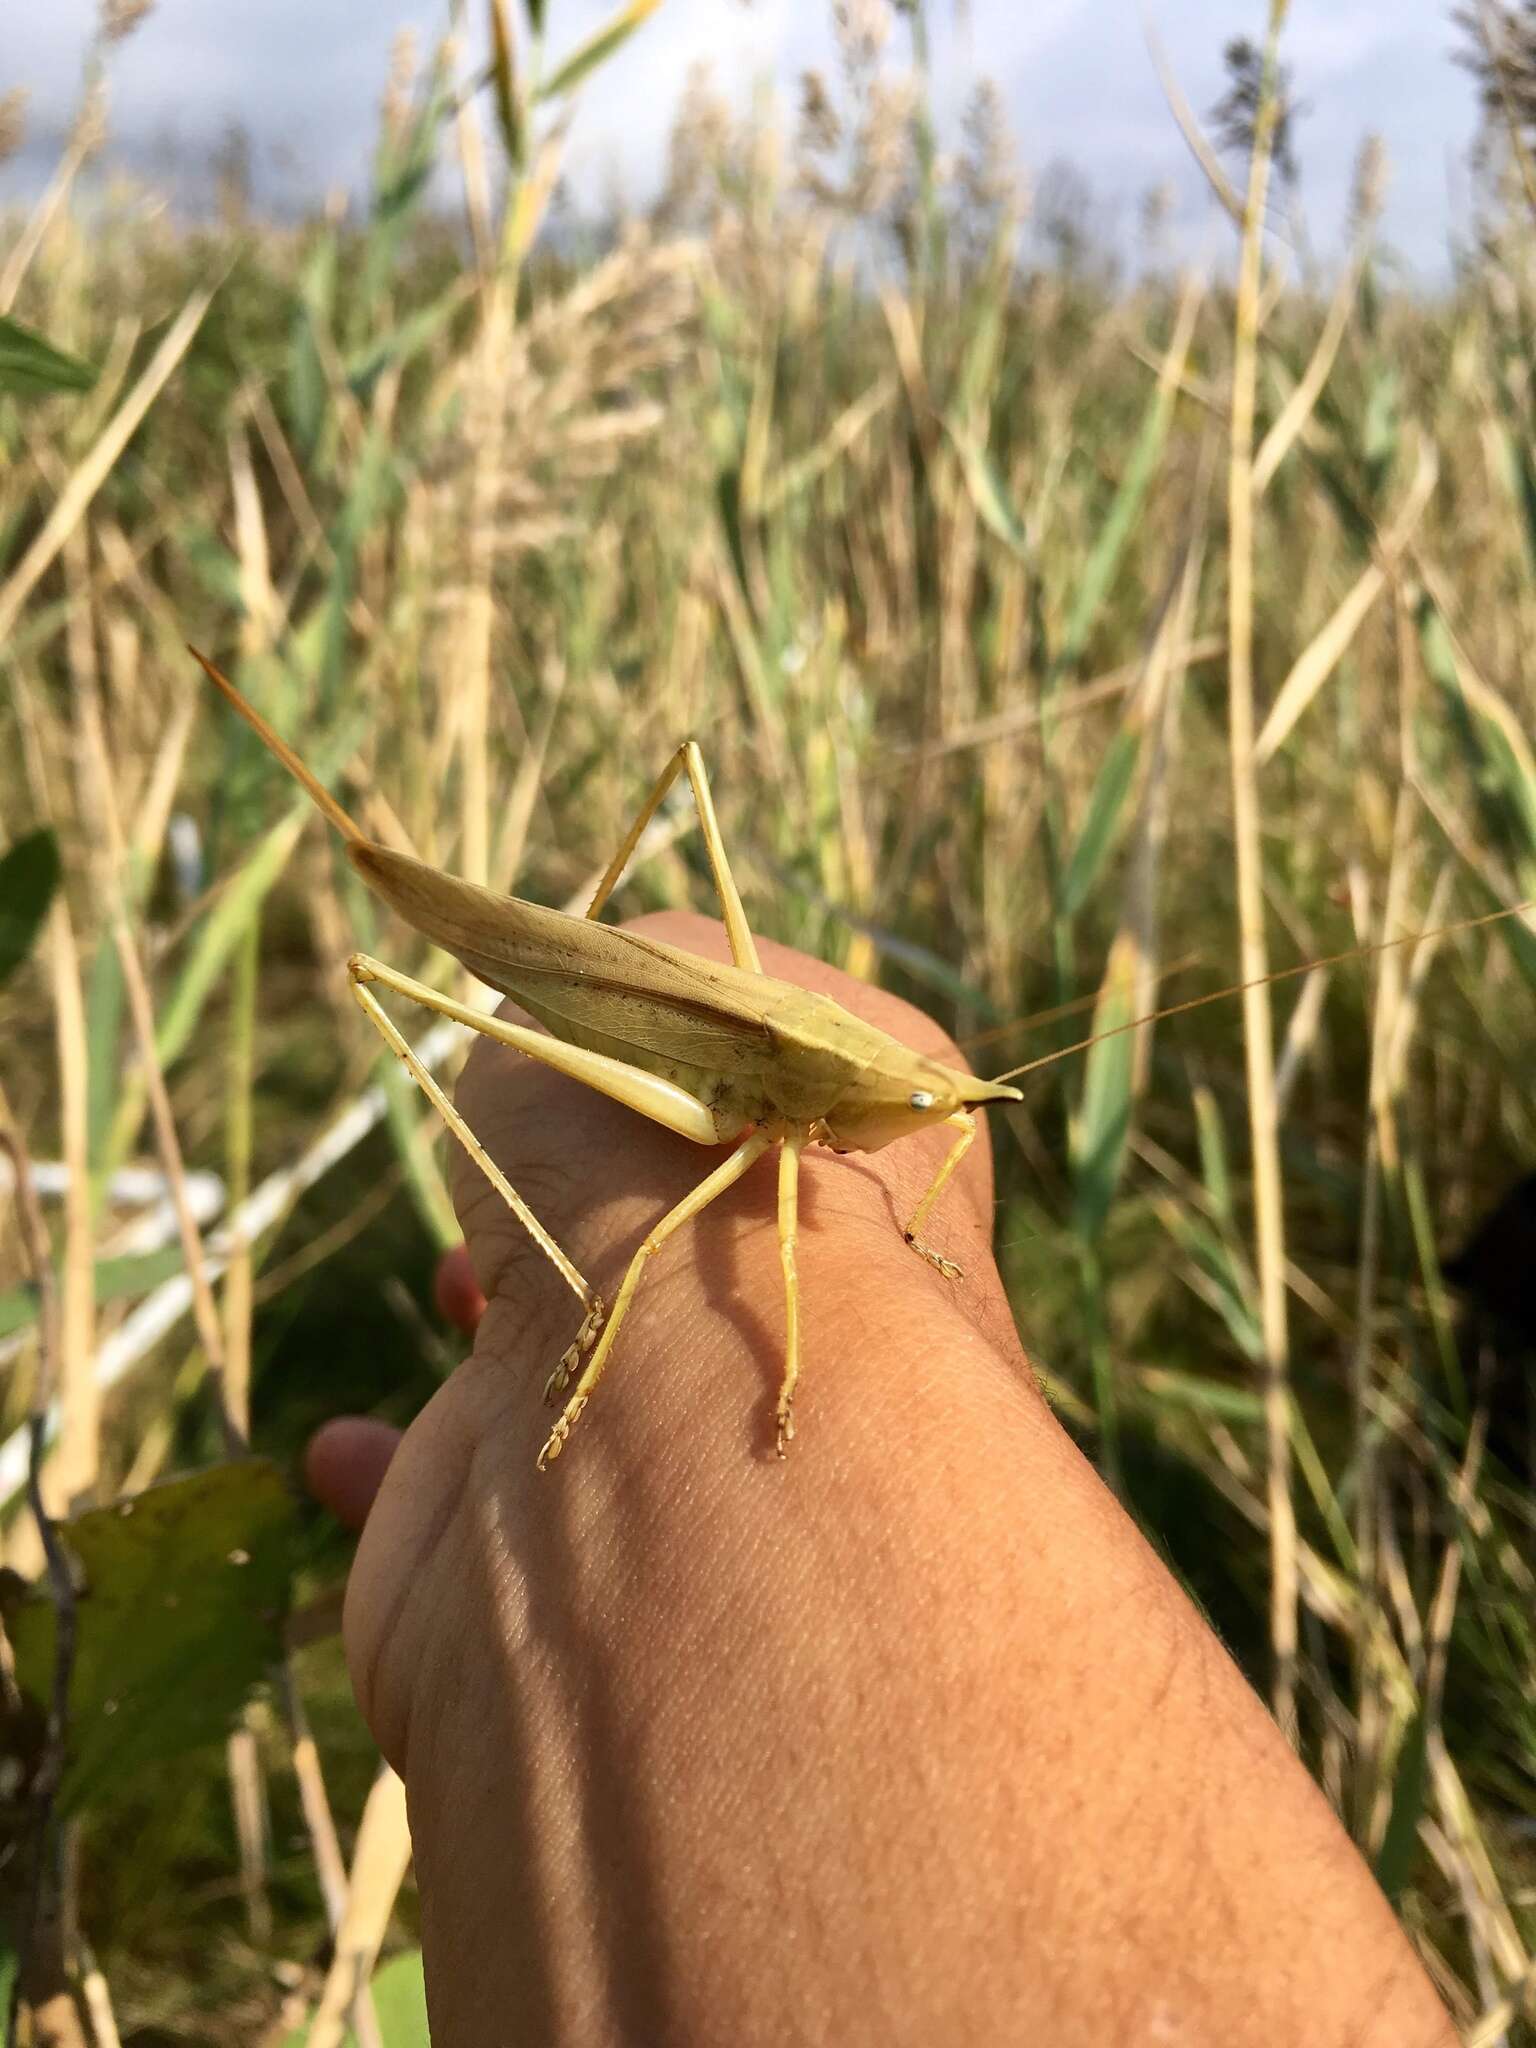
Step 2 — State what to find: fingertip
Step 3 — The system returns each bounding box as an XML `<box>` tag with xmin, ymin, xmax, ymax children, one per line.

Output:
<box><xmin>434</xmin><ymin>1242</ymin><xmax>488</xmax><ymax>1333</ymax></box>
<box><xmin>305</xmin><ymin>1416</ymin><xmax>403</xmax><ymax>1532</ymax></box>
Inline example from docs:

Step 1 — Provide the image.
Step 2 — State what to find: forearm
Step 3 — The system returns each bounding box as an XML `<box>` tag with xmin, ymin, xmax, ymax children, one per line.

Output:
<box><xmin>350</xmin><ymin>1185</ymin><xmax>1452</xmax><ymax>2048</ymax></box>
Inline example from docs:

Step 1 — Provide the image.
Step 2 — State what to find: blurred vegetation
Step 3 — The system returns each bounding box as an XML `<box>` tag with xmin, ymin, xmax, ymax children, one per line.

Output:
<box><xmin>1</xmin><ymin>0</ymin><xmax>1536</xmax><ymax>2038</ymax></box>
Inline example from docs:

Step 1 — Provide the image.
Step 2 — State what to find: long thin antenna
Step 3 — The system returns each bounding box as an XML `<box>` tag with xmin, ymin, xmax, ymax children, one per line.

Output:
<box><xmin>989</xmin><ymin>897</ymin><xmax>1536</xmax><ymax>1086</ymax></box>
<box><xmin>188</xmin><ymin>645</ymin><xmax>366</xmax><ymax>846</ymax></box>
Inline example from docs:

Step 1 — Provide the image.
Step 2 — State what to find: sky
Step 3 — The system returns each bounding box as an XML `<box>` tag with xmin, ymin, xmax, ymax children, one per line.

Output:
<box><xmin>1</xmin><ymin>1</ymin><xmax>1489</xmax><ymax>279</ymax></box>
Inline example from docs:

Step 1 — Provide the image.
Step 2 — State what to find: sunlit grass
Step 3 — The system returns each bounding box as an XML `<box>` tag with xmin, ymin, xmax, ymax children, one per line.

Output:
<box><xmin>2</xmin><ymin>3</ymin><xmax>1536</xmax><ymax>2036</ymax></box>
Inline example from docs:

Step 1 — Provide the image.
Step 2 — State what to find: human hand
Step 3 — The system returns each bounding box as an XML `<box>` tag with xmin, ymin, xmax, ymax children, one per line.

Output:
<box><xmin>306</xmin><ymin>913</ymin><xmax>1454</xmax><ymax>2048</ymax></box>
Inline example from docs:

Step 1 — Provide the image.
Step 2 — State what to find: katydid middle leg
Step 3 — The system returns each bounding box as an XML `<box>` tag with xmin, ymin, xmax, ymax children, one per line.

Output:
<box><xmin>775</xmin><ymin>1127</ymin><xmax>806</xmax><ymax>1457</ymax></box>
<box><xmin>537</xmin><ymin>1128</ymin><xmax>775</xmax><ymax>1469</ymax></box>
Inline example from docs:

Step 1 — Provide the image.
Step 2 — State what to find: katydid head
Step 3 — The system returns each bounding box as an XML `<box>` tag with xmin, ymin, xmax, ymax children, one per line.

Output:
<box><xmin>821</xmin><ymin>1050</ymin><xmax>1021</xmax><ymax>1154</ymax></box>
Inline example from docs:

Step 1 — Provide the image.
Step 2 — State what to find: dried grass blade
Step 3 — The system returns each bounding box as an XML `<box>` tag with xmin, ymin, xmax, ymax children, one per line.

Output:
<box><xmin>303</xmin><ymin>1766</ymin><xmax>411</xmax><ymax>2048</ymax></box>
<box><xmin>0</xmin><ymin>286</ymin><xmax>215</xmax><ymax>649</ymax></box>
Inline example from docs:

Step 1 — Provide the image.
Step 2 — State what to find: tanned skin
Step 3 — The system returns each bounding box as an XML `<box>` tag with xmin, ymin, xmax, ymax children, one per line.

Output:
<box><xmin>308</xmin><ymin>912</ymin><xmax>1457</xmax><ymax>2048</ymax></box>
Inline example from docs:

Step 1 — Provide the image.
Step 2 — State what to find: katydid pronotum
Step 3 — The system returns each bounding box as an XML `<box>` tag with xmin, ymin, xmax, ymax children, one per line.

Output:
<box><xmin>193</xmin><ymin>649</ymin><xmax>1535</xmax><ymax>1469</ymax></box>
<box><xmin>192</xmin><ymin>649</ymin><xmax>1022</xmax><ymax>1466</ymax></box>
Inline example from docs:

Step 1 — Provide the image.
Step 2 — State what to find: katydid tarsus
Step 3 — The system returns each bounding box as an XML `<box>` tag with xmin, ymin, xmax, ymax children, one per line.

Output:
<box><xmin>191</xmin><ymin>648</ymin><xmax>1534</xmax><ymax>1469</ymax></box>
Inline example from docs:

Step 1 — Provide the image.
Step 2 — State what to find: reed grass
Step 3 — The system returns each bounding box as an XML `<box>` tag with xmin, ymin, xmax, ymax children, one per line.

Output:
<box><xmin>2</xmin><ymin>1</ymin><xmax>1536</xmax><ymax>2036</ymax></box>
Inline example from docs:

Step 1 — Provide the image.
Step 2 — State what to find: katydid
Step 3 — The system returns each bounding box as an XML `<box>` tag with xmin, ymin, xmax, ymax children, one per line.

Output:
<box><xmin>191</xmin><ymin>649</ymin><xmax>1021</xmax><ymax>1467</ymax></box>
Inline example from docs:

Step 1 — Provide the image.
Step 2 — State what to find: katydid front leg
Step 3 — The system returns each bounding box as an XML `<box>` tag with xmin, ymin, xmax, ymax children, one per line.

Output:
<box><xmin>901</xmin><ymin>1111</ymin><xmax>977</xmax><ymax>1283</ymax></box>
<box><xmin>537</xmin><ymin>1130</ymin><xmax>776</xmax><ymax>1470</ymax></box>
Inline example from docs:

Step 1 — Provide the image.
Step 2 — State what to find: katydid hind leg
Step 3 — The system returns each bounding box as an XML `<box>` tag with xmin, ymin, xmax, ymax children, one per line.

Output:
<box><xmin>902</xmin><ymin>1111</ymin><xmax>976</xmax><ymax>1282</ymax></box>
<box><xmin>538</xmin><ymin>1129</ymin><xmax>775</xmax><ymax>1470</ymax></box>
<box><xmin>349</xmin><ymin>953</ymin><xmax>727</xmax><ymax>1145</ymax></box>
<box><xmin>584</xmin><ymin>741</ymin><xmax>765</xmax><ymax>976</ymax></box>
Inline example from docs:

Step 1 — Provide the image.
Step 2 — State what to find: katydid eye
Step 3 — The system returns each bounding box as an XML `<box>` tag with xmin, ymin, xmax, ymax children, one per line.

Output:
<box><xmin>908</xmin><ymin>1090</ymin><xmax>936</xmax><ymax>1111</ymax></box>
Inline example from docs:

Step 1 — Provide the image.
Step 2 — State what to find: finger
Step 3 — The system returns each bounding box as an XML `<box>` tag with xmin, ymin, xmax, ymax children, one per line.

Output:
<box><xmin>305</xmin><ymin>1417</ymin><xmax>403</xmax><ymax>1531</ymax></box>
<box><xmin>435</xmin><ymin>1242</ymin><xmax>487</xmax><ymax>1333</ymax></box>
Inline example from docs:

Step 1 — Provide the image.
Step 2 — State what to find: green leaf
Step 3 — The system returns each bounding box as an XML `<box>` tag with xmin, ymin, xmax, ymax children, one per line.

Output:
<box><xmin>375</xmin><ymin>72</ymin><xmax>447</xmax><ymax>222</ymax></box>
<box><xmin>1054</xmin><ymin>361</ymin><xmax>1179</xmax><ymax>677</ymax></box>
<box><xmin>943</xmin><ymin>417</ymin><xmax>1028</xmax><ymax>557</ymax></box>
<box><xmin>1138</xmin><ymin>1368</ymin><xmax>1264</xmax><ymax>1423</ymax></box>
<box><xmin>344</xmin><ymin>284</ymin><xmax>468</xmax><ymax>406</ymax></box>
<box><xmin>7</xmin><ymin>1461</ymin><xmax>297</xmax><ymax>1814</ymax></box>
<box><xmin>523</xmin><ymin>0</ymin><xmax>546</xmax><ymax>33</ymax></box>
<box><xmin>85</xmin><ymin>934</ymin><xmax>126</xmax><ymax>1170</ymax></box>
<box><xmin>489</xmin><ymin>0</ymin><xmax>528</xmax><ymax>172</ymax></box>
<box><xmin>1162</xmin><ymin>1205</ymin><xmax>1264</xmax><ymax>1362</ymax></box>
<box><xmin>280</xmin><ymin>1950</ymin><xmax>429</xmax><ymax>2048</ymax></box>
<box><xmin>288</xmin><ymin>234</ymin><xmax>336</xmax><ymax>458</ymax></box>
<box><xmin>1192</xmin><ymin>1084</ymin><xmax>1234</xmax><ymax>1227</ymax></box>
<box><xmin>1373</xmin><ymin>1708</ymin><xmax>1428</xmax><ymax>1905</ymax></box>
<box><xmin>0</xmin><ymin>314</ymin><xmax>97</xmax><ymax>397</ymax></box>
<box><xmin>0</xmin><ymin>828</ymin><xmax>61</xmax><ymax>989</ymax></box>
<box><xmin>538</xmin><ymin>0</ymin><xmax>661</xmax><ymax>100</ymax></box>
<box><xmin>156</xmin><ymin>804</ymin><xmax>308</xmax><ymax>1075</ymax></box>
<box><xmin>1059</xmin><ymin>727</ymin><xmax>1140</xmax><ymax>922</ymax></box>
<box><xmin>0</xmin><ymin>1246</ymin><xmax>186</xmax><ymax>1343</ymax></box>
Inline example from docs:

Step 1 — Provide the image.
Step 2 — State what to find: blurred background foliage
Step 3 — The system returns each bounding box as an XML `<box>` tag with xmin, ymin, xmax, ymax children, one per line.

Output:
<box><xmin>2</xmin><ymin>0</ymin><xmax>1536</xmax><ymax>2038</ymax></box>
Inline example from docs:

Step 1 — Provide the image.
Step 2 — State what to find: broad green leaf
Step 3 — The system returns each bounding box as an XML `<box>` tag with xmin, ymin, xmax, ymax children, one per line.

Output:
<box><xmin>0</xmin><ymin>828</ymin><xmax>61</xmax><ymax>988</ymax></box>
<box><xmin>8</xmin><ymin>1461</ymin><xmax>297</xmax><ymax>1814</ymax></box>
<box><xmin>943</xmin><ymin>417</ymin><xmax>1028</xmax><ymax>557</ymax></box>
<box><xmin>1059</xmin><ymin>727</ymin><xmax>1140</xmax><ymax>922</ymax></box>
<box><xmin>538</xmin><ymin>0</ymin><xmax>661</xmax><ymax>100</ymax></box>
<box><xmin>0</xmin><ymin>314</ymin><xmax>97</xmax><ymax>397</ymax></box>
<box><xmin>489</xmin><ymin>0</ymin><xmax>528</xmax><ymax>172</ymax></box>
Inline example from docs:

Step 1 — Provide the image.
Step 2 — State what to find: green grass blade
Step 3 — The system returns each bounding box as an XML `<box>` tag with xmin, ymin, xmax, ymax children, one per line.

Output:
<box><xmin>0</xmin><ymin>827</ymin><xmax>61</xmax><ymax>987</ymax></box>
<box><xmin>0</xmin><ymin>314</ymin><xmax>97</xmax><ymax>397</ymax></box>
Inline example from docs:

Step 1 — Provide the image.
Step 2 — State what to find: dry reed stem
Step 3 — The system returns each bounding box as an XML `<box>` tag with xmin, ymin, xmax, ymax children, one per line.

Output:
<box><xmin>75</xmin><ymin>679</ymin><xmax>237</xmax><ymax>1448</ymax></box>
<box><xmin>1251</xmin><ymin>243</ymin><xmax>1365</xmax><ymax>495</ymax></box>
<box><xmin>1143</xmin><ymin>21</ymin><xmax>1245</xmax><ymax>227</ymax></box>
<box><xmin>1255</xmin><ymin>435</ymin><xmax>1439</xmax><ymax>765</ymax></box>
<box><xmin>281</xmin><ymin>1673</ymin><xmax>385</xmax><ymax>2048</ymax></box>
<box><xmin>302</xmin><ymin>1767</ymin><xmax>411</xmax><ymax>2048</ymax></box>
<box><xmin>1226</xmin><ymin>0</ymin><xmax>1298</xmax><ymax>1740</ymax></box>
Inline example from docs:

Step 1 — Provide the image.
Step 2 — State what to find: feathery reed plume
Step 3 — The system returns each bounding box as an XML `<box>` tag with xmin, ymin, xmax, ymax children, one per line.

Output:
<box><xmin>0</xmin><ymin>88</ymin><xmax>28</xmax><ymax>166</ymax></box>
